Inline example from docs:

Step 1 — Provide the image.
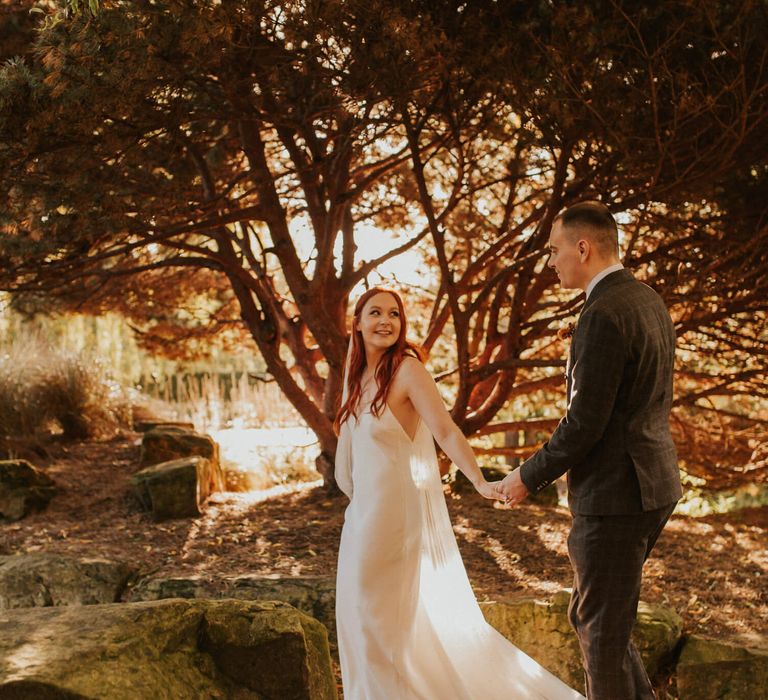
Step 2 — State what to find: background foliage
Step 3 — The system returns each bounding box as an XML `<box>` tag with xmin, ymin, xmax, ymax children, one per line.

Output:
<box><xmin>1</xmin><ymin>0</ymin><xmax>766</xmax><ymax>488</ymax></box>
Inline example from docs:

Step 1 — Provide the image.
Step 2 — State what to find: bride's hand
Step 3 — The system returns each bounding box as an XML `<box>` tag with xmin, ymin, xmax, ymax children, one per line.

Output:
<box><xmin>475</xmin><ymin>480</ymin><xmax>502</xmax><ymax>500</ymax></box>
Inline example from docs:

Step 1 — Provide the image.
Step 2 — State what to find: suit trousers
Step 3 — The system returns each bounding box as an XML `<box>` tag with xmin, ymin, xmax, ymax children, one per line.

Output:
<box><xmin>567</xmin><ymin>504</ymin><xmax>675</xmax><ymax>700</ymax></box>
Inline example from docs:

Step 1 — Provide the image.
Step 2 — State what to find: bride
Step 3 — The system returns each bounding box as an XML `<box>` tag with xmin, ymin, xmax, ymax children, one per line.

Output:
<box><xmin>334</xmin><ymin>287</ymin><xmax>584</xmax><ymax>699</ymax></box>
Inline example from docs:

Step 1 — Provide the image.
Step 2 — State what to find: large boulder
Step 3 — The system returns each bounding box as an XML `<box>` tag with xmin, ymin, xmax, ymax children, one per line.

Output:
<box><xmin>633</xmin><ymin>601</ymin><xmax>684</xmax><ymax>676</ymax></box>
<box><xmin>201</xmin><ymin>600</ymin><xmax>336</xmax><ymax>700</ymax></box>
<box><xmin>676</xmin><ymin>634</ymin><xmax>768</xmax><ymax>699</ymax></box>
<box><xmin>0</xmin><ymin>554</ymin><xmax>134</xmax><ymax>609</ymax></box>
<box><xmin>139</xmin><ymin>427</ymin><xmax>224</xmax><ymax>492</ymax></box>
<box><xmin>129</xmin><ymin>575</ymin><xmax>338</xmax><ymax>646</ymax></box>
<box><xmin>127</xmin><ymin>575</ymin><xmax>211</xmax><ymax>601</ymax></box>
<box><xmin>225</xmin><ymin>576</ymin><xmax>337</xmax><ymax>640</ymax></box>
<box><xmin>0</xmin><ymin>460</ymin><xmax>58</xmax><ymax>521</ymax></box>
<box><xmin>134</xmin><ymin>420</ymin><xmax>195</xmax><ymax>433</ymax></box>
<box><xmin>131</xmin><ymin>456</ymin><xmax>214</xmax><ymax>520</ymax></box>
<box><xmin>480</xmin><ymin>591</ymin><xmax>583</xmax><ymax>688</ymax></box>
<box><xmin>0</xmin><ymin>598</ymin><xmax>338</xmax><ymax>700</ymax></box>
<box><xmin>480</xmin><ymin>590</ymin><xmax>683</xmax><ymax>692</ymax></box>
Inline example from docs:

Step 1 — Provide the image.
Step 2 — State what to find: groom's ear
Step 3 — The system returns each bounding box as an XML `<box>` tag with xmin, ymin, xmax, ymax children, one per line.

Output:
<box><xmin>578</xmin><ymin>239</ymin><xmax>590</xmax><ymax>261</ymax></box>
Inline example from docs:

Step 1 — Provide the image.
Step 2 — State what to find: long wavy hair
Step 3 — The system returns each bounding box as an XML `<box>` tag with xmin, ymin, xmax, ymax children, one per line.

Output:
<box><xmin>334</xmin><ymin>287</ymin><xmax>425</xmax><ymax>433</ymax></box>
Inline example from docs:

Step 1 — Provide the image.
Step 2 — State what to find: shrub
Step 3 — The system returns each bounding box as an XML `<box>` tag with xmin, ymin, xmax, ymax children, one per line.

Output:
<box><xmin>0</xmin><ymin>334</ymin><xmax>133</xmax><ymax>440</ymax></box>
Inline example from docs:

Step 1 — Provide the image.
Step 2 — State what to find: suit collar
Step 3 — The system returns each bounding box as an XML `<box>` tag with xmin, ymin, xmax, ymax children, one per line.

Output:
<box><xmin>586</xmin><ymin>263</ymin><xmax>625</xmax><ymax>299</ymax></box>
<box><xmin>582</xmin><ymin>268</ymin><xmax>634</xmax><ymax>312</ymax></box>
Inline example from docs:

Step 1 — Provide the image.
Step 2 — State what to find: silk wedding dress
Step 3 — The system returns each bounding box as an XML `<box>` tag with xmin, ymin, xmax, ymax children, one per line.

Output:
<box><xmin>335</xmin><ymin>398</ymin><xmax>585</xmax><ymax>700</ymax></box>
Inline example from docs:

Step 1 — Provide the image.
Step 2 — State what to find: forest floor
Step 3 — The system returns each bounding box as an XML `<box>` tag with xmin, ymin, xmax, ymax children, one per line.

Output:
<box><xmin>3</xmin><ymin>434</ymin><xmax>767</xmax><ymax>647</ymax></box>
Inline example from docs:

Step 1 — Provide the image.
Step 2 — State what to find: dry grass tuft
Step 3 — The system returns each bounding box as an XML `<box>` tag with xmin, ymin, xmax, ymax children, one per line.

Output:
<box><xmin>0</xmin><ymin>334</ymin><xmax>133</xmax><ymax>442</ymax></box>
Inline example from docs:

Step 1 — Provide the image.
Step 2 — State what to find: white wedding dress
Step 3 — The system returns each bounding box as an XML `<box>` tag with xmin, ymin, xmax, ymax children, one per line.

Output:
<box><xmin>335</xmin><ymin>398</ymin><xmax>585</xmax><ymax>700</ymax></box>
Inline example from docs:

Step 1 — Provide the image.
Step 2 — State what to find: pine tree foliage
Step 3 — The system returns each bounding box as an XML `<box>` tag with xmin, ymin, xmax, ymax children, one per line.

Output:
<box><xmin>0</xmin><ymin>0</ymin><xmax>766</xmax><ymax>487</ymax></box>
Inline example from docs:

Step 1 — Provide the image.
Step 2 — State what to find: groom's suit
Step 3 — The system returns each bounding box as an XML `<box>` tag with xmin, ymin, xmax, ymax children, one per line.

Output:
<box><xmin>520</xmin><ymin>269</ymin><xmax>682</xmax><ymax>699</ymax></box>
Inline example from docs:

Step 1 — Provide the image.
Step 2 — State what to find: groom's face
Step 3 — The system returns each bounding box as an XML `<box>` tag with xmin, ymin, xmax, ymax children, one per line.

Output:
<box><xmin>547</xmin><ymin>220</ymin><xmax>586</xmax><ymax>290</ymax></box>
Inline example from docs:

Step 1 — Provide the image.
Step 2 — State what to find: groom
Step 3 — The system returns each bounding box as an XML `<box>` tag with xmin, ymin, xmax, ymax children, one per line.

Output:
<box><xmin>498</xmin><ymin>201</ymin><xmax>682</xmax><ymax>699</ymax></box>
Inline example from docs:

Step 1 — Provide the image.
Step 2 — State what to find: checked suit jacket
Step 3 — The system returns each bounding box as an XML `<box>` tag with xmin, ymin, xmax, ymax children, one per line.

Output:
<box><xmin>520</xmin><ymin>269</ymin><xmax>683</xmax><ymax>515</ymax></box>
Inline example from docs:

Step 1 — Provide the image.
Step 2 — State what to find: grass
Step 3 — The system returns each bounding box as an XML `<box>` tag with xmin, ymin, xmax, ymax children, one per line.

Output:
<box><xmin>140</xmin><ymin>371</ymin><xmax>304</xmax><ymax>433</ymax></box>
<box><xmin>0</xmin><ymin>333</ymin><xmax>316</xmax><ymax>490</ymax></box>
<box><xmin>0</xmin><ymin>333</ymin><xmax>133</xmax><ymax>444</ymax></box>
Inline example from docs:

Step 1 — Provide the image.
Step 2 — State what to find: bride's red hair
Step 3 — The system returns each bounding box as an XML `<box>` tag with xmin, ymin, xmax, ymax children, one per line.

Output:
<box><xmin>334</xmin><ymin>287</ymin><xmax>425</xmax><ymax>433</ymax></box>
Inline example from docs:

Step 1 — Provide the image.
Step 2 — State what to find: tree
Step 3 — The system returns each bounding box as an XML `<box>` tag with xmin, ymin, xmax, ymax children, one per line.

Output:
<box><xmin>1</xmin><ymin>0</ymin><xmax>766</xmax><ymax>488</ymax></box>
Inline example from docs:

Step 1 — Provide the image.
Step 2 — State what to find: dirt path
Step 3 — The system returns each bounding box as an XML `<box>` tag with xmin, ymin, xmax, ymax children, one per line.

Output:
<box><xmin>3</xmin><ymin>436</ymin><xmax>766</xmax><ymax>642</ymax></box>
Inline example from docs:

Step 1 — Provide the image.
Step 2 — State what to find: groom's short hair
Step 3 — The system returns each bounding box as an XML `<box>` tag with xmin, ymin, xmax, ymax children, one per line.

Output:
<box><xmin>555</xmin><ymin>201</ymin><xmax>619</xmax><ymax>258</ymax></box>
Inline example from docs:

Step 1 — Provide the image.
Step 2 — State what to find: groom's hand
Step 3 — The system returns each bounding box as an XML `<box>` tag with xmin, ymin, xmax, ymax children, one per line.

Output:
<box><xmin>499</xmin><ymin>468</ymin><xmax>529</xmax><ymax>507</ymax></box>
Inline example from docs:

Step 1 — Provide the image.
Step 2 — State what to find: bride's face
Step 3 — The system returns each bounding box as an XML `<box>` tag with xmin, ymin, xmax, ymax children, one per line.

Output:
<box><xmin>356</xmin><ymin>292</ymin><xmax>402</xmax><ymax>353</ymax></box>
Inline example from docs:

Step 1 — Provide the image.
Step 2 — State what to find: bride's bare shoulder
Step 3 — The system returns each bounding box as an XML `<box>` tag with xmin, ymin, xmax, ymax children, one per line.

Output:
<box><xmin>389</xmin><ymin>356</ymin><xmax>430</xmax><ymax>407</ymax></box>
<box><xmin>394</xmin><ymin>355</ymin><xmax>432</xmax><ymax>387</ymax></box>
<box><xmin>398</xmin><ymin>354</ymin><xmax>426</xmax><ymax>374</ymax></box>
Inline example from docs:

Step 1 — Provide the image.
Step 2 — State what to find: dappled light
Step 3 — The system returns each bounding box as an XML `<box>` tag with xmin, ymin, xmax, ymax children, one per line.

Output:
<box><xmin>1</xmin><ymin>435</ymin><xmax>767</xmax><ymax>677</ymax></box>
<box><xmin>3</xmin><ymin>636</ymin><xmax>48</xmax><ymax>680</ymax></box>
<box><xmin>655</xmin><ymin>514</ymin><xmax>768</xmax><ymax>633</ymax></box>
<box><xmin>0</xmin><ymin>1</ymin><xmax>766</xmax><ymax>695</ymax></box>
<box><xmin>453</xmin><ymin>512</ymin><xmax>571</xmax><ymax>600</ymax></box>
<box><xmin>210</xmin><ymin>425</ymin><xmax>318</xmax><ymax>491</ymax></box>
<box><xmin>178</xmin><ymin>480</ymin><xmax>323</xmax><ymax>578</ymax></box>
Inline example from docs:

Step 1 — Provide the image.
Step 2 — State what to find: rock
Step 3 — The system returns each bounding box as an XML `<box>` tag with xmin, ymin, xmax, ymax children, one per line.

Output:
<box><xmin>139</xmin><ymin>427</ymin><xmax>218</xmax><ymax>466</ymax></box>
<box><xmin>634</xmin><ymin>600</ymin><xmax>684</xmax><ymax>677</ymax></box>
<box><xmin>0</xmin><ymin>459</ymin><xmax>58</xmax><ymax>521</ymax></box>
<box><xmin>128</xmin><ymin>575</ymin><xmax>210</xmax><ymax>601</ymax></box>
<box><xmin>0</xmin><ymin>554</ymin><xmax>134</xmax><ymax>609</ymax></box>
<box><xmin>480</xmin><ymin>591</ymin><xmax>584</xmax><ymax>689</ymax></box>
<box><xmin>139</xmin><ymin>427</ymin><xmax>224</xmax><ymax>492</ymax></box>
<box><xmin>129</xmin><ymin>575</ymin><xmax>338</xmax><ymax>646</ymax></box>
<box><xmin>127</xmin><ymin>575</ymin><xmax>690</xmax><ymax>692</ymax></box>
<box><xmin>225</xmin><ymin>575</ymin><xmax>337</xmax><ymax>641</ymax></box>
<box><xmin>201</xmin><ymin>600</ymin><xmax>337</xmax><ymax>700</ymax></box>
<box><xmin>0</xmin><ymin>598</ymin><xmax>338</xmax><ymax>699</ymax></box>
<box><xmin>134</xmin><ymin>420</ymin><xmax>195</xmax><ymax>433</ymax></box>
<box><xmin>129</xmin><ymin>577</ymin><xmax>683</xmax><ymax>682</ymax></box>
<box><xmin>480</xmin><ymin>590</ymin><xmax>683</xmax><ymax>693</ymax></box>
<box><xmin>131</xmin><ymin>456</ymin><xmax>214</xmax><ymax>520</ymax></box>
<box><xmin>676</xmin><ymin>634</ymin><xmax>768</xmax><ymax>699</ymax></box>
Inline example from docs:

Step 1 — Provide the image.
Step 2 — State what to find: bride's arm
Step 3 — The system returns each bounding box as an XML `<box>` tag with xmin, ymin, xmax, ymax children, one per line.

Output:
<box><xmin>396</xmin><ymin>357</ymin><xmax>498</xmax><ymax>500</ymax></box>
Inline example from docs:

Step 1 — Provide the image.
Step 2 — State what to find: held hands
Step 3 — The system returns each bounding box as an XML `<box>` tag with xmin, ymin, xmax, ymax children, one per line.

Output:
<box><xmin>473</xmin><ymin>467</ymin><xmax>529</xmax><ymax>507</ymax></box>
<box><xmin>495</xmin><ymin>467</ymin><xmax>529</xmax><ymax>507</ymax></box>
